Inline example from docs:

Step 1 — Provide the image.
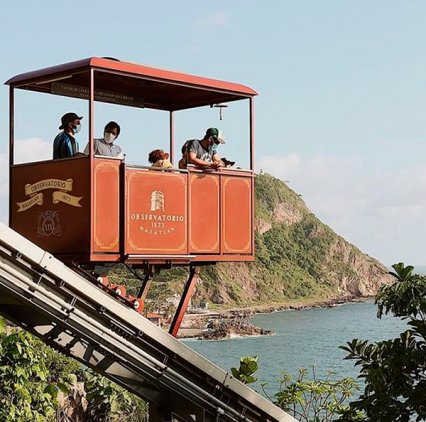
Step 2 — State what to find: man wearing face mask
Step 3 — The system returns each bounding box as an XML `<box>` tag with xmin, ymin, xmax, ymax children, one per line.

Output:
<box><xmin>185</xmin><ymin>127</ymin><xmax>225</xmax><ymax>170</ymax></box>
<box><xmin>53</xmin><ymin>112</ymin><xmax>83</xmax><ymax>159</ymax></box>
<box><xmin>84</xmin><ymin>121</ymin><xmax>122</xmax><ymax>158</ymax></box>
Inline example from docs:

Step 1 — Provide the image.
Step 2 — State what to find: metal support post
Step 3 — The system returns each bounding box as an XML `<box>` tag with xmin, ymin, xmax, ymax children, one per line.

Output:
<box><xmin>169</xmin><ymin>266</ymin><xmax>199</xmax><ymax>337</ymax></box>
<box><xmin>137</xmin><ymin>271</ymin><xmax>153</xmax><ymax>300</ymax></box>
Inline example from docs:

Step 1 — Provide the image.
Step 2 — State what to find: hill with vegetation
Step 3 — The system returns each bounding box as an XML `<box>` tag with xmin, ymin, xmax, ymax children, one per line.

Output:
<box><xmin>109</xmin><ymin>173</ymin><xmax>391</xmax><ymax>309</ymax></box>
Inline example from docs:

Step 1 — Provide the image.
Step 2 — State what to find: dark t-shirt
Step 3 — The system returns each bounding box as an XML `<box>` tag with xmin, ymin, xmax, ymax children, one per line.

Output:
<box><xmin>53</xmin><ymin>132</ymin><xmax>78</xmax><ymax>159</ymax></box>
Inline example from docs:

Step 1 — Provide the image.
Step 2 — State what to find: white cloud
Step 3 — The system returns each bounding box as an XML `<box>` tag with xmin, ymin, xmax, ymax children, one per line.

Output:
<box><xmin>259</xmin><ymin>154</ymin><xmax>426</xmax><ymax>266</ymax></box>
<box><xmin>0</xmin><ymin>138</ymin><xmax>51</xmax><ymax>223</ymax></box>
<box><xmin>14</xmin><ymin>137</ymin><xmax>52</xmax><ymax>164</ymax></box>
<box><xmin>192</xmin><ymin>12</ymin><xmax>228</xmax><ymax>30</ymax></box>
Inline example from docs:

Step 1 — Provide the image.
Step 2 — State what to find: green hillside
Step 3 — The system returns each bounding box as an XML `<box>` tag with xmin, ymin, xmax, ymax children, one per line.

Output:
<box><xmin>108</xmin><ymin>173</ymin><xmax>390</xmax><ymax>308</ymax></box>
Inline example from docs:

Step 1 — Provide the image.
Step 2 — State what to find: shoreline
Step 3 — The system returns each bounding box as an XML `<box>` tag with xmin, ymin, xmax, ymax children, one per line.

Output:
<box><xmin>177</xmin><ymin>295</ymin><xmax>372</xmax><ymax>339</ymax></box>
<box><xmin>209</xmin><ymin>294</ymin><xmax>371</xmax><ymax>316</ymax></box>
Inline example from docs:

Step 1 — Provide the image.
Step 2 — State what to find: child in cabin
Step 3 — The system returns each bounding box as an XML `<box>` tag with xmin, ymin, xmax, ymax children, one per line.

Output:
<box><xmin>178</xmin><ymin>141</ymin><xmax>190</xmax><ymax>169</ymax></box>
<box><xmin>148</xmin><ymin>149</ymin><xmax>173</xmax><ymax>168</ymax></box>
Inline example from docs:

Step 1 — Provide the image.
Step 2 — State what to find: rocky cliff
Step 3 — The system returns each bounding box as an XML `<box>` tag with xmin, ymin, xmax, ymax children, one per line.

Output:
<box><xmin>110</xmin><ymin>173</ymin><xmax>392</xmax><ymax>308</ymax></box>
<box><xmin>191</xmin><ymin>173</ymin><xmax>392</xmax><ymax>306</ymax></box>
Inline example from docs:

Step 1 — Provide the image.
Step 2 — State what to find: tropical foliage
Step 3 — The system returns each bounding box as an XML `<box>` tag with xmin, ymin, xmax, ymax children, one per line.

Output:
<box><xmin>0</xmin><ymin>318</ymin><xmax>148</xmax><ymax>421</ymax></box>
<box><xmin>85</xmin><ymin>373</ymin><xmax>147</xmax><ymax>421</ymax></box>
<box><xmin>0</xmin><ymin>324</ymin><xmax>63</xmax><ymax>421</ymax></box>
<box><xmin>273</xmin><ymin>367</ymin><xmax>359</xmax><ymax>422</ymax></box>
<box><xmin>338</xmin><ymin>263</ymin><xmax>426</xmax><ymax>422</ymax></box>
<box><xmin>230</xmin><ymin>354</ymin><xmax>359</xmax><ymax>422</ymax></box>
<box><xmin>231</xmin><ymin>355</ymin><xmax>259</xmax><ymax>385</ymax></box>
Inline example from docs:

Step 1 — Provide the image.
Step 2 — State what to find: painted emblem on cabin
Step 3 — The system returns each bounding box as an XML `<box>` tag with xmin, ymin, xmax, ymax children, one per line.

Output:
<box><xmin>37</xmin><ymin>211</ymin><xmax>62</xmax><ymax>237</ymax></box>
<box><xmin>130</xmin><ymin>189</ymin><xmax>185</xmax><ymax>236</ymax></box>
<box><xmin>16</xmin><ymin>178</ymin><xmax>83</xmax><ymax>212</ymax></box>
<box><xmin>150</xmin><ymin>190</ymin><xmax>165</xmax><ymax>212</ymax></box>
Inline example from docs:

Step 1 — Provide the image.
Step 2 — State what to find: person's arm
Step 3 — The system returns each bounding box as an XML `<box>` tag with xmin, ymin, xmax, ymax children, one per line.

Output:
<box><xmin>115</xmin><ymin>144</ymin><xmax>124</xmax><ymax>159</ymax></box>
<box><xmin>83</xmin><ymin>142</ymin><xmax>90</xmax><ymax>155</ymax></box>
<box><xmin>53</xmin><ymin>137</ymin><xmax>59</xmax><ymax>159</ymax></box>
<box><xmin>84</xmin><ymin>139</ymin><xmax>100</xmax><ymax>156</ymax></box>
<box><xmin>61</xmin><ymin>137</ymin><xmax>73</xmax><ymax>158</ymax></box>
<box><xmin>187</xmin><ymin>151</ymin><xmax>214</xmax><ymax>167</ymax></box>
<box><xmin>212</xmin><ymin>152</ymin><xmax>223</xmax><ymax>165</ymax></box>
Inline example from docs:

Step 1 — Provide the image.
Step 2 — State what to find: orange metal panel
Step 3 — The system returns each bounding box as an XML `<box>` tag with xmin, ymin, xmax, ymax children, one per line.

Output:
<box><xmin>125</xmin><ymin>169</ymin><xmax>187</xmax><ymax>255</ymax></box>
<box><xmin>189</xmin><ymin>173</ymin><xmax>220</xmax><ymax>254</ymax></box>
<box><xmin>221</xmin><ymin>176</ymin><xmax>252</xmax><ymax>254</ymax></box>
<box><xmin>10</xmin><ymin>157</ymin><xmax>91</xmax><ymax>255</ymax></box>
<box><xmin>93</xmin><ymin>158</ymin><xmax>120</xmax><ymax>253</ymax></box>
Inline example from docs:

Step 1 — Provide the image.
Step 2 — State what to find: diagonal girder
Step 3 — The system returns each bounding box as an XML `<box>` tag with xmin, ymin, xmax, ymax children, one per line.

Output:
<box><xmin>0</xmin><ymin>223</ymin><xmax>295</xmax><ymax>422</ymax></box>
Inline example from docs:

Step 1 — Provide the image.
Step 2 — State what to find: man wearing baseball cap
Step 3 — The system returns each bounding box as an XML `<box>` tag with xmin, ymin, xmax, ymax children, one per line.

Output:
<box><xmin>53</xmin><ymin>112</ymin><xmax>83</xmax><ymax>159</ymax></box>
<box><xmin>184</xmin><ymin>127</ymin><xmax>225</xmax><ymax>170</ymax></box>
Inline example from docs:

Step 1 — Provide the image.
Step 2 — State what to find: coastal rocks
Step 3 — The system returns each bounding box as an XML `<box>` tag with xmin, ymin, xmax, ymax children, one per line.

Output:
<box><xmin>177</xmin><ymin>297</ymin><xmax>370</xmax><ymax>340</ymax></box>
<box><xmin>327</xmin><ymin>237</ymin><xmax>393</xmax><ymax>296</ymax></box>
<box><xmin>272</xmin><ymin>202</ymin><xmax>305</xmax><ymax>226</ymax></box>
<box><xmin>178</xmin><ymin>314</ymin><xmax>274</xmax><ymax>340</ymax></box>
<box><xmin>193</xmin><ymin>173</ymin><xmax>392</xmax><ymax>308</ymax></box>
<box><xmin>57</xmin><ymin>382</ymin><xmax>87</xmax><ymax>421</ymax></box>
<box><xmin>211</xmin><ymin>292</ymin><xmax>226</xmax><ymax>304</ymax></box>
<box><xmin>202</xmin><ymin>317</ymin><xmax>274</xmax><ymax>340</ymax></box>
<box><xmin>255</xmin><ymin>218</ymin><xmax>272</xmax><ymax>234</ymax></box>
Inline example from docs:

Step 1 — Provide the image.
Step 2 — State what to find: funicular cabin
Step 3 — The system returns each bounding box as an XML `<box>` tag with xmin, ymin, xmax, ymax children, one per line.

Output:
<box><xmin>7</xmin><ymin>58</ymin><xmax>256</xmax><ymax>334</ymax></box>
<box><xmin>7</xmin><ymin>57</ymin><xmax>257</xmax><ymax>267</ymax></box>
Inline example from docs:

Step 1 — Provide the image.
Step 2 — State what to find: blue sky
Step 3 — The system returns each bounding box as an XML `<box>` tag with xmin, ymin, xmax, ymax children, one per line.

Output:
<box><xmin>1</xmin><ymin>1</ymin><xmax>426</xmax><ymax>265</ymax></box>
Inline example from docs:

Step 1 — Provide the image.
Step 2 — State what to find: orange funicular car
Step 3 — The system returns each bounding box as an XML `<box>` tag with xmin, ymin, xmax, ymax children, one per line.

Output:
<box><xmin>6</xmin><ymin>57</ymin><xmax>257</xmax><ymax>335</ymax></box>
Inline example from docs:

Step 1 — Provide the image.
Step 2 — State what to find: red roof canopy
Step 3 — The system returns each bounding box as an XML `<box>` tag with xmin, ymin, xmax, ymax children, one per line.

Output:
<box><xmin>5</xmin><ymin>57</ymin><xmax>257</xmax><ymax>111</ymax></box>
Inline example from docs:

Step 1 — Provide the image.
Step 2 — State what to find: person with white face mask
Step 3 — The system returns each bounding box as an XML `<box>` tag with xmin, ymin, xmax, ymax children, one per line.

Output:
<box><xmin>84</xmin><ymin>121</ymin><xmax>123</xmax><ymax>158</ymax></box>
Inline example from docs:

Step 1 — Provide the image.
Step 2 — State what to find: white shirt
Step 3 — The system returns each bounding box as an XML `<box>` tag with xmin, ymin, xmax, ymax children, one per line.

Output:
<box><xmin>84</xmin><ymin>138</ymin><xmax>123</xmax><ymax>158</ymax></box>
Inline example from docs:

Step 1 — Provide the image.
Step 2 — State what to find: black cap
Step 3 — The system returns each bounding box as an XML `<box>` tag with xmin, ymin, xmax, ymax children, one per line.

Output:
<box><xmin>59</xmin><ymin>112</ymin><xmax>83</xmax><ymax>130</ymax></box>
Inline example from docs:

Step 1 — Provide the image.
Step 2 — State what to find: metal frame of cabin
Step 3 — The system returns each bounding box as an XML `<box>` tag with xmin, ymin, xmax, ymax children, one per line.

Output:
<box><xmin>6</xmin><ymin>57</ymin><xmax>258</xmax><ymax>336</ymax></box>
<box><xmin>0</xmin><ymin>60</ymin><xmax>298</xmax><ymax>421</ymax></box>
<box><xmin>6</xmin><ymin>57</ymin><xmax>257</xmax><ymax>268</ymax></box>
<box><xmin>6</xmin><ymin>57</ymin><xmax>257</xmax><ymax>169</ymax></box>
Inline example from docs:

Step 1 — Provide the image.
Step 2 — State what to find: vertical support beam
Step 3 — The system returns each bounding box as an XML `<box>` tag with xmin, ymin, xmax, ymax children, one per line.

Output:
<box><xmin>119</xmin><ymin>161</ymin><xmax>126</xmax><ymax>259</ymax></box>
<box><xmin>89</xmin><ymin>69</ymin><xmax>95</xmax><ymax>254</ymax></box>
<box><xmin>169</xmin><ymin>111</ymin><xmax>175</xmax><ymax>165</ymax></box>
<box><xmin>89</xmin><ymin>69</ymin><xmax>95</xmax><ymax>154</ymax></box>
<box><xmin>249</xmin><ymin>98</ymin><xmax>255</xmax><ymax>257</ymax></box>
<box><xmin>219</xmin><ymin>171</ymin><xmax>223</xmax><ymax>256</ymax></box>
<box><xmin>137</xmin><ymin>272</ymin><xmax>153</xmax><ymax>300</ymax></box>
<box><xmin>249</xmin><ymin>98</ymin><xmax>255</xmax><ymax>171</ymax></box>
<box><xmin>169</xmin><ymin>266</ymin><xmax>198</xmax><ymax>337</ymax></box>
<box><xmin>9</xmin><ymin>87</ymin><xmax>14</xmax><ymax>227</ymax></box>
<box><xmin>251</xmin><ymin>175</ymin><xmax>255</xmax><ymax>257</ymax></box>
<box><xmin>187</xmin><ymin>168</ymin><xmax>191</xmax><ymax>256</ymax></box>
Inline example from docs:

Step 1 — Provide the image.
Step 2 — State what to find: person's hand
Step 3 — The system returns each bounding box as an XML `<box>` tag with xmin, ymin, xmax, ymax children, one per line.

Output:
<box><xmin>212</xmin><ymin>160</ymin><xmax>224</xmax><ymax>170</ymax></box>
<box><xmin>209</xmin><ymin>161</ymin><xmax>220</xmax><ymax>170</ymax></box>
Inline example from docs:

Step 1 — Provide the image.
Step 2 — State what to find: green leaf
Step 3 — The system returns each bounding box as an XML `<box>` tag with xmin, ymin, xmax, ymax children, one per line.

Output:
<box><xmin>0</xmin><ymin>317</ymin><xmax>6</xmax><ymax>336</ymax></box>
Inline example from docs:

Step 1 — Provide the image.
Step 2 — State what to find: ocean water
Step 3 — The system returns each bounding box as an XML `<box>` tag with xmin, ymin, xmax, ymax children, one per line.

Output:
<box><xmin>184</xmin><ymin>300</ymin><xmax>408</xmax><ymax>395</ymax></box>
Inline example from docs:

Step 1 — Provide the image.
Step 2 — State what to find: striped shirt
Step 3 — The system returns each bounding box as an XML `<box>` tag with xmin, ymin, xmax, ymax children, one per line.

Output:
<box><xmin>53</xmin><ymin>132</ymin><xmax>78</xmax><ymax>159</ymax></box>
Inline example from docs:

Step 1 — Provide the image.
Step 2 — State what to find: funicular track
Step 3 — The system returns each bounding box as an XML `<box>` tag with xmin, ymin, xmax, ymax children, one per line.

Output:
<box><xmin>0</xmin><ymin>224</ymin><xmax>294</xmax><ymax>422</ymax></box>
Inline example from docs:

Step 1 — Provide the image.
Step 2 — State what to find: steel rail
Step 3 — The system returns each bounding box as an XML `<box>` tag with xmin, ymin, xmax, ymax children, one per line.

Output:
<box><xmin>0</xmin><ymin>223</ymin><xmax>295</xmax><ymax>422</ymax></box>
